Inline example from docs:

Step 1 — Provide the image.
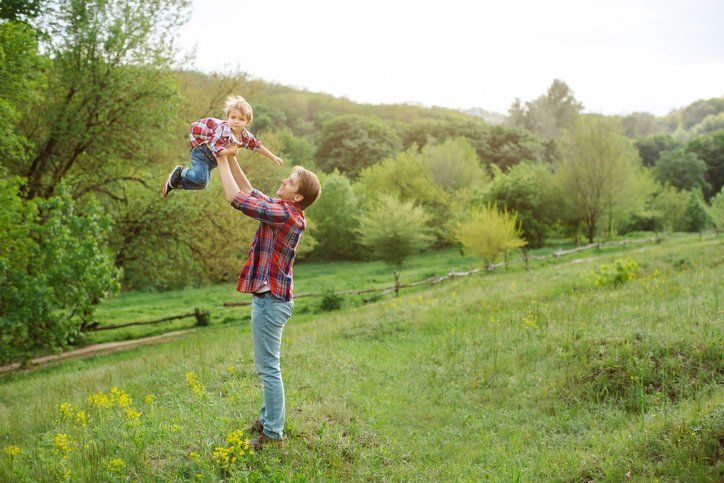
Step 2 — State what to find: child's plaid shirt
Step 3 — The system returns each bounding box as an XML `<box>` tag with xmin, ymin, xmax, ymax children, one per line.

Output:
<box><xmin>231</xmin><ymin>188</ymin><xmax>306</xmax><ymax>301</ymax></box>
<box><xmin>189</xmin><ymin>118</ymin><xmax>262</xmax><ymax>156</ymax></box>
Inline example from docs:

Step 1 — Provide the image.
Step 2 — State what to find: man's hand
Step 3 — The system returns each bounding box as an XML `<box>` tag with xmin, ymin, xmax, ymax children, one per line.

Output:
<box><xmin>271</xmin><ymin>155</ymin><xmax>284</xmax><ymax>166</ymax></box>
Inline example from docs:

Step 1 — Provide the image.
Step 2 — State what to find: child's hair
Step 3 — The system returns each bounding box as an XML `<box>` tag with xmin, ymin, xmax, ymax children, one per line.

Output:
<box><xmin>292</xmin><ymin>166</ymin><xmax>321</xmax><ymax>211</ymax></box>
<box><xmin>223</xmin><ymin>95</ymin><xmax>253</xmax><ymax>125</ymax></box>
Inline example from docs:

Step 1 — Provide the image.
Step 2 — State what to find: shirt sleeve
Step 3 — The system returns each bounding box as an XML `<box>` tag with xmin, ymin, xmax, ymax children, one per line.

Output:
<box><xmin>241</xmin><ymin>129</ymin><xmax>262</xmax><ymax>152</ymax></box>
<box><xmin>231</xmin><ymin>190</ymin><xmax>290</xmax><ymax>226</ymax></box>
<box><xmin>249</xmin><ymin>188</ymin><xmax>276</xmax><ymax>203</ymax></box>
<box><xmin>209</xmin><ymin>123</ymin><xmax>229</xmax><ymax>156</ymax></box>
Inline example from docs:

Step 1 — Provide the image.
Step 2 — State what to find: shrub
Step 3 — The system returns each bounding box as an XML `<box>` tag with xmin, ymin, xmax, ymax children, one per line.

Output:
<box><xmin>0</xmin><ymin>179</ymin><xmax>119</xmax><ymax>364</ymax></box>
<box><xmin>590</xmin><ymin>258</ymin><xmax>639</xmax><ymax>288</ymax></box>
<box><xmin>317</xmin><ymin>290</ymin><xmax>343</xmax><ymax>312</ymax></box>
<box><xmin>454</xmin><ymin>203</ymin><xmax>526</xmax><ymax>266</ymax></box>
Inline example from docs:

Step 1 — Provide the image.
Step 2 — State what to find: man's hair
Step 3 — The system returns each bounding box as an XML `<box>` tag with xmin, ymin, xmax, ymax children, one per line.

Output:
<box><xmin>292</xmin><ymin>166</ymin><xmax>321</xmax><ymax>211</ymax></box>
<box><xmin>223</xmin><ymin>95</ymin><xmax>253</xmax><ymax>125</ymax></box>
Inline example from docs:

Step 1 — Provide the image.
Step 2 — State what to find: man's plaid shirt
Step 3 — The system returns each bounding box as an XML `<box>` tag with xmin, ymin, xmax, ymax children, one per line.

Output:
<box><xmin>231</xmin><ymin>189</ymin><xmax>306</xmax><ymax>301</ymax></box>
<box><xmin>189</xmin><ymin>117</ymin><xmax>262</xmax><ymax>156</ymax></box>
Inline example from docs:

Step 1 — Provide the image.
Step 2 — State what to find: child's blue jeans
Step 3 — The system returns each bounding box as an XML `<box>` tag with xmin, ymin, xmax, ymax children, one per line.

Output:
<box><xmin>181</xmin><ymin>144</ymin><xmax>218</xmax><ymax>190</ymax></box>
<box><xmin>251</xmin><ymin>293</ymin><xmax>294</xmax><ymax>440</ymax></box>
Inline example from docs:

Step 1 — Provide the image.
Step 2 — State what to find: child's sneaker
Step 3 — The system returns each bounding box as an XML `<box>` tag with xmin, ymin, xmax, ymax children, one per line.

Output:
<box><xmin>162</xmin><ymin>165</ymin><xmax>184</xmax><ymax>197</ymax></box>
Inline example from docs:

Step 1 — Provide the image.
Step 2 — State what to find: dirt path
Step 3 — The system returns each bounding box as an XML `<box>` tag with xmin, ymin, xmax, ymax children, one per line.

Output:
<box><xmin>0</xmin><ymin>329</ymin><xmax>194</xmax><ymax>374</ymax></box>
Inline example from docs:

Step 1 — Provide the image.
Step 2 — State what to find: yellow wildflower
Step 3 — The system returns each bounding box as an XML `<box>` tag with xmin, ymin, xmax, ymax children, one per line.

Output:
<box><xmin>74</xmin><ymin>410</ymin><xmax>88</xmax><ymax>427</ymax></box>
<box><xmin>116</xmin><ymin>393</ymin><xmax>132</xmax><ymax>408</ymax></box>
<box><xmin>106</xmin><ymin>458</ymin><xmax>125</xmax><ymax>472</ymax></box>
<box><xmin>52</xmin><ymin>433</ymin><xmax>74</xmax><ymax>453</ymax></box>
<box><xmin>59</xmin><ymin>402</ymin><xmax>75</xmax><ymax>419</ymax></box>
<box><xmin>124</xmin><ymin>408</ymin><xmax>142</xmax><ymax>421</ymax></box>
<box><xmin>87</xmin><ymin>392</ymin><xmax>111</xmax><ymax>409</ymax></box>
<box><xmin>145</xmin><ymin>394</ymin><xmax>155</xmax><ymax>404</ymax></box>
<box><xmin>227</xmin><ymin>364</ymin><xmax>237</xmax><ymax>374</ymax></box>
<box><xmin>2</xmin><ymin>445</ymin><xmax>21</xmax><ymax>457</ymax></box>
<box><xmin>188</xmin><ymin>451</ymin><xmax>199</xmax><ymax>461</ymax></box>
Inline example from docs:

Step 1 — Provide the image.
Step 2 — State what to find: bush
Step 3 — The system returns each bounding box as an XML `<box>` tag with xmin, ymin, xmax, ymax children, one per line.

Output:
<box><xmin>589</xmin><ymin>258</ymin><xmax>639</xmax><ymax>288</ymax></box>
<box><xmin>0</xmin><ymin>179</ymin><xmax>119</xmax><ymax>364</ymax></box>
<box><xmin>356</xmin><ymin>194</ymin><xmax>435</xmax><ymax>268</ymax></box>
<box><xmin>455</xmin><ymin>203</ymin><xmax>526</xmax><ymax>265</ymax></box>
<box><xmin>317</xmin><ymin>290</ymin><xmax>343</xmax><ymax>312</ymax></box>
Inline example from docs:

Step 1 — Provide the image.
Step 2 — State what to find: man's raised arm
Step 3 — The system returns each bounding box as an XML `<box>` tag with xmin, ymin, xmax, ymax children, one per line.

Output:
<box><xmin>216</xmin><ymin>156</ymin><xmax>247</xmax><ymax>202</ymax></box>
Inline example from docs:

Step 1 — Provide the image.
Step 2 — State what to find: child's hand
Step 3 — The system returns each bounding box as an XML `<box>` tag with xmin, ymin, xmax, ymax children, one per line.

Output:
<box><xmin>272</xmin><ymin>156</ymin><xmax>284</xmax><ymax>166</ymax></box>
<box><xmin>220</xmin><ymin>143</ymin><xmax>238</xmax><ymax>157</ymax></box>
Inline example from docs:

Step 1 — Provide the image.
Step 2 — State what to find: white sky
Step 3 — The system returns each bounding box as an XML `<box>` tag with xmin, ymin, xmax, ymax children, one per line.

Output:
<box><xmin>178</xmin><ymin>0</ymin><xmax>724</xmax><ymax>116</ymax></box>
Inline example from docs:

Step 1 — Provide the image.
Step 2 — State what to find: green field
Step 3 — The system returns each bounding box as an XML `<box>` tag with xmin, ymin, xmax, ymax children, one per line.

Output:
<box><xmin>1</xmin><ymin>234</ymin><xmax>722</xmax><ymax>481</ymax></box>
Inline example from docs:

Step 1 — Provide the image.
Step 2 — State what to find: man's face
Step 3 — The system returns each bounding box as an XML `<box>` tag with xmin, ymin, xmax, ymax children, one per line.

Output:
<box><xmin>227</xmin><ymin>108</ymin><xmax>248</xmax><ymax>132</ymax></box>
<box><xmin>277</xmin><ymin>172</ymin><xmax>302</xmax><ymax>203</ymax></box>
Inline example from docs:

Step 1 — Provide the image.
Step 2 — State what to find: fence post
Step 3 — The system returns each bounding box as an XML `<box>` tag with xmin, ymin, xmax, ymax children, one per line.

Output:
<box><xmin>394</xmin><ymin>272</ymin><xmax>400</xmax><ymax>297</ymax></box>
<box><xmin>523</xmin><ymin>248</ymin><xmax>529</xmax><ymax>271</ymax></box>
<box><xmin>194</xmin><ymin>307</ymin><xmax>210</xmax><ymax>326</ymax></box>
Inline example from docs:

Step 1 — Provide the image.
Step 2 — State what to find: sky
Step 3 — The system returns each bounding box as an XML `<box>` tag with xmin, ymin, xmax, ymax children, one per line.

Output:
<box><xmin>177</xmin><ymin>0</ymin><xmax>724</xmax><ymax>116</ymax></box>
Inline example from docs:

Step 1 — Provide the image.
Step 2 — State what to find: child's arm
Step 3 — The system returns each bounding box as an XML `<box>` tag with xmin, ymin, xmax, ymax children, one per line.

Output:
<box><xmin>256</xmin><ymin>145</ymin><xmax>284</xmax><ymax>166</ymax></box>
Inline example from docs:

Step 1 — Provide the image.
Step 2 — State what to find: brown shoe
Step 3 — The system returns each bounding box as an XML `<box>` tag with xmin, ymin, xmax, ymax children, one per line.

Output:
<box><xmin>246</xmin><ymin>419</ymin><xmax>264</xmax><ymax>435</ymax></box>
<box><xmin>249</xmin><ymin>432</ymin><xmax>285</xmax><ymax>451</ymax></box>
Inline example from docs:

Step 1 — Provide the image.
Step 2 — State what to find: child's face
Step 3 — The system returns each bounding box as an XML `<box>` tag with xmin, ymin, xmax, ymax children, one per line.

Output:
<box><xmin>227</xmin><ymin>108</ymin><xmax>248</xmax><ymax>132</ymax></box>
<box><xmin>277</xmin><ymin>172</ymin><xmax>302</xmax><ymax>203</ymax></box>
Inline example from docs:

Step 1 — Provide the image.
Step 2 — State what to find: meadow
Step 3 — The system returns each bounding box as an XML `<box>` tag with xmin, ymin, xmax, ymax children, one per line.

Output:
<box><xmin>0</xmin><ymin>233</ymin><xmax>721</xmax><ymax>481</ymax></box>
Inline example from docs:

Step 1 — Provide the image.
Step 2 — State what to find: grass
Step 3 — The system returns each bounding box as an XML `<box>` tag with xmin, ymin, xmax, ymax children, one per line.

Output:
<box><xmin>0</xmin><ymin>233</ymin><xmax>721</xmax><ymax>480</ymax></box>
<box><xmin>81</xmin><ymin>232</ymin><xmax>671</xmax><ymax>347</ymax></box>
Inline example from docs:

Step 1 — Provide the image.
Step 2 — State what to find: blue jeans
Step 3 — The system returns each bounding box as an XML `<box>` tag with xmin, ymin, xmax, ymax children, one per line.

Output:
<box><xmin>251</xmin><ymin>293</ymin><xmax>294</xmax><ymax>440</ymax></box>
<box><xmin>181</xmin><ymin>144</ymin><xmax>217</xmax><ymax>190</ymax></box>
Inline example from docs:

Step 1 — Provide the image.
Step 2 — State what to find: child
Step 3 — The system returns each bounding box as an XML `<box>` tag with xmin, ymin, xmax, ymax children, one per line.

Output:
<box><xmin>162</xmin><ymin>95</ymin><xmax>283</xmax><ymax>196</ymax></box>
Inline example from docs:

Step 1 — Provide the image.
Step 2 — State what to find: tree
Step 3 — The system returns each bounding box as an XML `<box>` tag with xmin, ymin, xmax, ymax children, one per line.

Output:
<box><xmin>681</xmin><ymin>190</ymin><xmax>711</xmax><ymax>233</ymax></box>
<box><xmin>507</xmin><ymin>79</ymin><xmax>583</xmax><ymax>140</ymax></box>
<box><xmin>316</xmin><ymin>115</ymin><xmax>402</xmax><ymax>178</ymax></box>
<box><xmin>355</xmin><ymin>147</ymin><xmax>449</xmax><ymax>242</ymax></box>
<box><xmin>708</xmin><ymin>189</ymin><xmax>724</xmax><ymax>235</ymax></box>
<box><xmin>653</xmin><ymin>148</ymin><xmax>710</xmax><ymax>193</ymax></box>
<box><xmin>356</xmin><ymin>194</ymin><xmax>435</xmax><ymax>269</ymax></box>
<box><xmin>0</xmin><ymin>21</ymin><xmax>45</xmax><ymax>177</ymax></box>
<box><xmin>0</xmin><ymin>0</ymin><xmax>40</xmax><ymax>21</ymax></box>
<box><xmin>420</xmin><ymin>138</ymin><xmax>487</xmax><ymax>192</ymax></box>
<box><xmin>305</xmin><ymin>171</ymin><xmax>363</xmax><ymax>260</ymax></box>
<box><xmin>455</xmin><ymin>204</ymin><xmax>526</xmax><ymax>266</ymax></box>
<box><xmin>635</xmin><ymin>134</ymin><xmax>683</xmax><ymax>167</ymax></box>
<box><xmin>12</xmin><ymin>0</ymin><xmax>190</xmax><ymax>199</ymax></box>
<box><xmin>686</xmin><ymin>131</ymin><xmax>724</xmax><ymax>199</ymax></box>
<box><xmin>555</xmin><ymin>115</ymin><xmax>642</xmax><ymax>243</ymax></box>
<box><xmin>484</xmin><ymin>162</ymin><xmax>555</xmax><ymax>247</ymax></box>
<box><xmin>0</xmin><ymin>179</ymin><xmax>119</xmax><ymax>364</ymax></box>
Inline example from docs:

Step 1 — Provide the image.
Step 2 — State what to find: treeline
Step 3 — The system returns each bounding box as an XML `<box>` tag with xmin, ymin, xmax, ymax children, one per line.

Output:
<box><xmin>1</xmin><ymin>0</ymin><xmax>723</xmax><ymax>363</ymax></box>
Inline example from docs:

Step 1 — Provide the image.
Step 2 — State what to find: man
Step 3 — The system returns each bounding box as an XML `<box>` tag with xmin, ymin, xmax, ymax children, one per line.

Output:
<box><xmin>216</xmin><ymin>152</ymin><xmax>321</xmax><ymax>450</ymax></box>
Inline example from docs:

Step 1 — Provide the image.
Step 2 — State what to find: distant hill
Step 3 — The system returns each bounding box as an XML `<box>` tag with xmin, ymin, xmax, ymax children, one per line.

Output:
<box><xmin>461</xmin><ymin>107</ymin><xmax>508</xmax><ymax>125</ymax></box>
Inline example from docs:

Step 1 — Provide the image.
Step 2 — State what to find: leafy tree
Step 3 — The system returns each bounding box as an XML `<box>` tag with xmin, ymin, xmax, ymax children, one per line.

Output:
<box><xmin>0</xmin><ymin>0</ymin><xmax>40</xmax><ymax>21</ymax></box>
<box><xmin>305</xmin><ymin>171</ymin><xmax>363</xmax><ymax>260</ymax></box>
<box><xmin>635</xmin><ymin>134</ymin><xmax>683</xmax><ymax>167</ymax></box>
<box><xmin>355</xmin><ymin>147</ymin><xmax>449</xmax><ymax>242</ymax></box>
<box><xmin>0</xmin><ymin>179</ymin><xmax>119</xmax><ymax>364</ymax></box>
<box><xmin>555</xmin><ymin>115</ymin><xmax>642</xmax><ymax>242</ymax></box>
<box><xmin>455</xmin><ymin>204</ymin><xmax>526</xmax><ymax>266</ymax></box>
<box><xmin>681</xmin><ymin>189</ymin><xmax>711</xmax><ymax>233</ymax></box>
<box><xmin>686</xmin><ymin>131</ymin><xmax>724</xmax><ymax>199</ymax></box>
<box><xmin>653</xmin><ymin>148</ymin><xmax>710</xmax><ymax>193</ymax></box>
<box><xmin>484</xmin><ymin>162</ymin><xmax>554</xmax><ymax>247</ymax></box>
<box><xmin>0</xmin><ymin>21</ymin><xmax>45</xmax><ymax>177</ymax></box>
<box><xmin>507</xmin><ymin>79</ymin><xmax>583</xmax><ymax>140</ymax></box>
<box><xmin>620</xmin><ymin>112</ymin><xmax>664</xmax><ymax>138</ymax></box>
<box><xmin>13</xmin><ymin>0</ymin><xmax>189</xmax><ymax>199</ymax></box>
<box><xmin>708</xmin><ymin>189</ymin><xmax>724</xmax><ymax>235</ymax></box>
<box><xmin>316</xmin><ymin>115</ymin><xmax>402</xmax><ymax>178</ymax></box>
<box><xmin>420</xmin><ymin>138</ymin><xmax>487</xmax><ymax>192</ymax></box>
<box><xmin>648</xmin><ymin>185</ymin><xmax>690</xmax><ymax>232</ymax></box>
<box><xmin>356</xmin><ymin>194</ymin><xmax>434</xmax><ymax>268</ymax></box>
